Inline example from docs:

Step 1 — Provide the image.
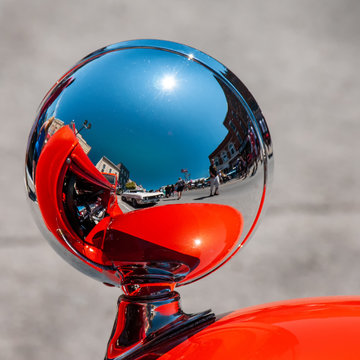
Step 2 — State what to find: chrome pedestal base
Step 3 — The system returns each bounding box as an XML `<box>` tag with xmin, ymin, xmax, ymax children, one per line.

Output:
<box><xmin>105</xmin><ymin>291</ymin><xmax>215</xmax><ymax>360</ymax></box>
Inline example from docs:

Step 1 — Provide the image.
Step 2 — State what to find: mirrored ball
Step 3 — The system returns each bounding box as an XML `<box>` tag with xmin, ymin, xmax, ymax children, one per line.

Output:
<box><xmin>25</xmin><ymin>40</ymin><xmax>273</xmax><ymax>289</ymax></box>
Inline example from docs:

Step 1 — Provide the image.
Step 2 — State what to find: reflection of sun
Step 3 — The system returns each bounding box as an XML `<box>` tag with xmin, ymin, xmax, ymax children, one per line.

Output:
<box><xmin>194</xmin><ymin>238</ymin><xmax>202</xmax><ymax>246</ymax></box>
<box><xmin>161</xmin><ymin>75</ymin><xmax>176</xmax><ymax>90</ymax></box>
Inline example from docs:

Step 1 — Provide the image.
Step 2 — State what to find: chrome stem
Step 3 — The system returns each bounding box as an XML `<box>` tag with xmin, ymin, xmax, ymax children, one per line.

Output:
<box><xmin>105</xmin><ymin>291</ymin><xmax>214</xmax><ymax>360</ymax></box>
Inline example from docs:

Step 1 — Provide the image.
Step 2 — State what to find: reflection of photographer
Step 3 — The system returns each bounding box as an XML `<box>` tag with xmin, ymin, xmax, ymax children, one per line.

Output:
<box><xmin>209</xmin><ymin>159</ymin><xmax>220</xmax><ymax>196</ymax></box>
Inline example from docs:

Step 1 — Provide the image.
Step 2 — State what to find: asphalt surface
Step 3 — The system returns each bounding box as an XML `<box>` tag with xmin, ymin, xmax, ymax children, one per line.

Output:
<box><xmin>1</xmin><ymin>1</ymin><xmax>360</xmax><ymax>359</ymax></box>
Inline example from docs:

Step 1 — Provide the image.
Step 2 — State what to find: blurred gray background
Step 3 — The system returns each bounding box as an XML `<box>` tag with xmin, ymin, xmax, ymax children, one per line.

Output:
<box><xmin>1</xmin><ymin>0</ymin><xmax>359</xmax><ymax>359</ymax></box>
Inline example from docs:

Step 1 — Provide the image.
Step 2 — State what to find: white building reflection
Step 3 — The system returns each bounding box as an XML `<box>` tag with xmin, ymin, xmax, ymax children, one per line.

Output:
<box><xmin>47</xmin><ymin>118</ymin><xmax>92</xmax><ymax>155</ymax></box>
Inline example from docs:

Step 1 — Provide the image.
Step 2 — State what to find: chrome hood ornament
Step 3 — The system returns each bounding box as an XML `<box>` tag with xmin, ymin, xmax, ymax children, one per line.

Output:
<box><xmin>25</xmin><ymin>39</ymin><xmax>273</xmax><ymax>359</ymax></box>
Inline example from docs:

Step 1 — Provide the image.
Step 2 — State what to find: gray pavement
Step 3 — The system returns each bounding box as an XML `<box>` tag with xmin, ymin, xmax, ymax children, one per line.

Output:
<box><xmin>1</xmin><ymin>0</ymin><xmax>360</xmax><ymax>359</ymax></box>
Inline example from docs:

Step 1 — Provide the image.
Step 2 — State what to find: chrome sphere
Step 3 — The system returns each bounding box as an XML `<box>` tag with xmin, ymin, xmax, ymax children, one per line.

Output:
<box><xmin>25</xmin><ymin>40</ymin><xmax>273</xmax><ymax>291</ymax></box>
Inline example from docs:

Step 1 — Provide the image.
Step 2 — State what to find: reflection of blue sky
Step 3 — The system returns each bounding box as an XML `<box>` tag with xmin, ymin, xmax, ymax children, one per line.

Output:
<box><xmin>45</xmin><ymin>48</ymin><xmax>228</xmax><ymax>190</ymax></box>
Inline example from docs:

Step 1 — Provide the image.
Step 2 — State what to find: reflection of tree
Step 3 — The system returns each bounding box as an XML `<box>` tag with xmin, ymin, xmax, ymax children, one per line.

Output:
<box><xmin>125</xmin><ymin>181</ymin><xmax>136</xmax><ymax>190</ymax></box>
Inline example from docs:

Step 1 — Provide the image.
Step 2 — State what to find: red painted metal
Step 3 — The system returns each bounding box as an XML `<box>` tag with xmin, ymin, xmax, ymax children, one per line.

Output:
<box><xmin>106</xmin><ymin>203</ymin><xmax>243</xmax><ymax>283</ymax></box>
<box><xmin>157</xmin><ymin>296</ymin><xmax>360</xmax><ymax>359</ymax></box>
<box><xmin>35</xmin><ymin>125</ymin><xmax>119</xmax><ymax>269</ymax></box>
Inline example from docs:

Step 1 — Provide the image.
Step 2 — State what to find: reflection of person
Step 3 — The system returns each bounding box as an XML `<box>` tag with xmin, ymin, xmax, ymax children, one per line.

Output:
<box><xmin>176</xmin><ymin>177</ymin><xmax>185</xmax><ymax>200</ymax></box>
<box><xmin>209</xmin><ymin>159</ymin><xmax>219</xmax><ymax>196</ymax></box>
<box><xmin>165</xmin><ymin>185</ymin><xmax>172</xmax><ymax>198</ymax></box>
<box><xmin>236</xmin><ymin>156</ymin><xmax>246</xmax><ymax>179</ymax></box>
<box><xmin>247</xmin><ymin>127</ymin><xmax>259</xmax><ymax>176</ymax></box>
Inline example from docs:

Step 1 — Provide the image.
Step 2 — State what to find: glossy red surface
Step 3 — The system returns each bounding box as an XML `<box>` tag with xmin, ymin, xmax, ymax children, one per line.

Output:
<box><xmin>200</xmin><ymin>183</ymin><xmax>267</xmax><ymax>283</ymax></box>
<box><xmin>35</xmin><ymin>125</ymin><xmax>79</xmax><ymax>249</ymax></box>
<box><xmin>107</xmin><ymin>203</ymin><xmax>243</xmax><ymax>283</ymax></box>
<box><xmin>158</xmin><ymin>296</ymin><xmax>360</xmax><ymax>359</ymax></box>
<box><xmin>35</xmin><ymin>126</ymin><xmax>117</xmax><ymax>268</ymax></box>
<box><xmin>35</xmin><ymin>125</ymin><xmax>244</xmax><ymax>285</ymax></box>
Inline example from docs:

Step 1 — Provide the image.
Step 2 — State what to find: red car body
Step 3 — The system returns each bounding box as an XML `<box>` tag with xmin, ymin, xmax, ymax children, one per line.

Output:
<box><xmin>157</xmin><ymin>296</ymin><xmax>360</xmax><ymax>359</ymax></box>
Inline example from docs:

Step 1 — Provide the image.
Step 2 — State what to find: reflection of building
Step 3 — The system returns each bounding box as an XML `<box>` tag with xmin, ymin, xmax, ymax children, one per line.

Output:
<box><xmin>208</xmin><ymin>70</ymin><xmax>272</xmax><ymax>173</ymax></box>
<box><xmin>221</xmin><ymin>69</ymin><xmax>272</xmax><ymax>157</ymax></box>
<box><xmin>208</xmin><ymin>78</ymin><xmax>250</xmax><ymax>172</ymax></box>
<box><xmin>116</xmin><ymin>162</ymin><xmax>130</xmax><ymax>190</ymax></box>
<box><xmin>48</xmin><ymin>118</ymin><xmax>64</xmax><ymax>136</ymax></box>
<box><xmin>96</xmin><ymin>156</ymin><xmax>129</xmax><ymax>190</ymax></box>
<box><xmin>76</xmin><ymin>133</ymin><xmax>91</xmax><ymax>155</ymax></box>
<box><xmin>47</xmin><ymin>118</ymin><xmax>92</xmax><ymax>155</ymax></box>
<box><xmin>96</xmin><ymin>156</ymin><xmax>119</xmax><ymax>177</ymax></box>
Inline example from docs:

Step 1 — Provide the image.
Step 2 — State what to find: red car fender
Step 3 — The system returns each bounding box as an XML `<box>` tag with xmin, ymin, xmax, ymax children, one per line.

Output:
<box><xmin>158</xmin><ymin>296</ymin><xmax>360</xmax><ymax>359</ymax></box>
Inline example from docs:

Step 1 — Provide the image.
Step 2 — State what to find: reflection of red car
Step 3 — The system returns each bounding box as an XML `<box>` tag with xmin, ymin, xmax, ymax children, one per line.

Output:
<box><xmin>100</xmin><ymin>172</ymin><xmax>121</xmax><ymax>217</ymax></box>
<box><xmin>35</xmin><ymin>125</ymin><xmax>243</xmax><ymax>286</ymax></box>
<box><xmin>35</xmin><ymin>125</ymin><xmax>123</xmax><ymax>275</ymax></box>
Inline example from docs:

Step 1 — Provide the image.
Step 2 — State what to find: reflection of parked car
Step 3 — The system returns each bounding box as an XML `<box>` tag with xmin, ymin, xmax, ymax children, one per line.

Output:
<box><xmin>204</xmin><ymin>177</ymin><xmax>211</xmax><ymax>186</ymax></box>
<box><xmin>149</xmin><ymin>189</ymin><xmax>165</xmax><ymax>198</ymax></box>
<box><xmin>225</xmin><ymin>169</ymin><xmax>237</xmax><ymax>179</ymax></box>
<box><xmin>121</xmin><ymin>189</ymin><xmax>162</xmax><ymax>207</ymax></box>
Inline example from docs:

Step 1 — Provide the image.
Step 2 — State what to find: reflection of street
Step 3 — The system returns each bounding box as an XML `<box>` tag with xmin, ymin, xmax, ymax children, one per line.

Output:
<box><xmin>166</xmin><ymin>180</ymin><xmax>252</xmax><ymax>206</ymax></box>
<box><xmin>117</xmin><ymin>177</ymin><xmax>260</xmax><ymax>218</ymax></box>
<box><xmin>116</xmin><ymin>175</ymin><xmax>262</xmax><ymax>253</ymax></box>
<box><xmin>117</xmin><ymin>195</ymin><xmax>159</xmax><ymax>212</ymax></box>
<box><xmin>117</xmin><ymin>195</ymin><xmax>134</xmax><ymax>212</ymax></box>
